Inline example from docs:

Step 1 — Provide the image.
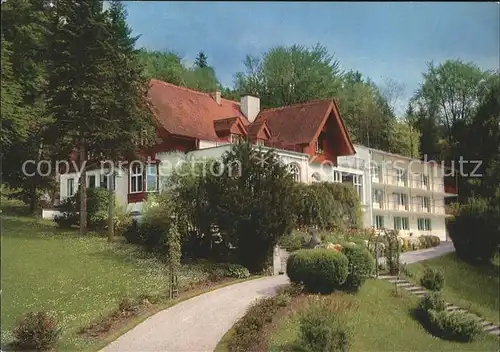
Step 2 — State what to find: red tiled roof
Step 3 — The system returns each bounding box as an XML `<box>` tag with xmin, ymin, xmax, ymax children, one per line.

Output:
<box><xmin>148</xmin><ymin>79</ymin><xmax>245</xmax><ymax>141</ymax></box>
<box><xmin>255</xmin><ymin>100</ymin><xmax>334</xmax><ymax>145</ymax></box>
<box><xmin>147</xmin><ymin>79</ymin><xmax>353</xmax><ymax>155</ymax></box>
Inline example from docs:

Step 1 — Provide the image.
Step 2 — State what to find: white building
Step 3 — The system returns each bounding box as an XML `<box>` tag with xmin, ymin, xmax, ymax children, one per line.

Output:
<box><xmin>53</xmin><ymin>80</ymin><xmax>457</xmax><ymax>241</ymax></box>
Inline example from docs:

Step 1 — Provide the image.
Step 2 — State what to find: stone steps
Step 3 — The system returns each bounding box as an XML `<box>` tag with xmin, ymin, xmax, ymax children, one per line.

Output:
<box><xmin>377</xmin><ymin>275</ymin><xmax>500</xmax><ymax>336</ymax></box>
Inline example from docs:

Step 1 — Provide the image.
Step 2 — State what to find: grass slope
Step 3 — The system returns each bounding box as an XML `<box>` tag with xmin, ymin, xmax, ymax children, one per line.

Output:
<box><xmin>408</xmin><ymin>253</ymin><xmax>499</xmax><ymax>325</ymax></box>
<box><xmin>1</xmin><ymin>200</ymin><xmax>220</xmax><ymax>350</ymax></box>
<box><xmin>269</xmin><ymin>280</ymin><xmax>499</xmax><ymax>351</ymax></box>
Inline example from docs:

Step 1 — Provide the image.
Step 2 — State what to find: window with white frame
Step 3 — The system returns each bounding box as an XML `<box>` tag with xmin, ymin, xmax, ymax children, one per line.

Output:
<box><xmin>67</xmin><ymin>178</ymin><xmax>75</xmax><ymax>197</ymax></box>
<box><xmin>288</xmin><ymin>163</ymin><xmax>300</xmax><ymax>182</ymax></box>
<box><xmin>315</xmin><ymin>132</ymin><xmax>325</xmax><ymax>154</ymax></box>
<box><xmin>353</xmin><ymin>175</ymin><xmax>363</xmax><ymax>201</ymax></box>
<box><xmin>375</xmin><ymin>215</ymin><xmax>384</xmax><ymax>229</ymax></box>
<box><xmin>100</xmin><ymin>174</ymin><xmax>109</xmax><ymax>189</ymax></box>
<box><xmin>373</xmin><ymin>189</ymin><xmax>384</xmax><ymax>204</ymax></box>
<box><xmin>146</xmin><ymin>164</ymin><xmax>158</xmax><ymax>192</ymax></box>
<box><xmin>256</xmin><ymin>139</ymin><xmax>264</xmax><ymax>146</ymax></box>
<box><xmin>402</xmin><ymin>217</ymin><xmax>409</xmax><ymax>230</ymax></box>
<box><xmin>311</xmin><ymin>172</ymin><xmax>322</xmax><ymax>183</ymax></box>
<box><xmin>417</xmin><ymin>218</ymin><xmax>425</xmax><ymax>231</ymax></box>
<box><xmin>394</xmin><ymin>216</ymin><xmax>409</xmax><ymax>230</ymax></box>
<box><xmin>394</xmin><ymin>192</ymin><xmax>408</xmax><ymax>208</ymax></box>
<box><xmin>422</xmin><ymin>174</ymin><xmax>429</xmax><ymax>188</ymax></box>
<box><xmin>423</xmin><ymin>197</ymin><xmax>431</xmax><ymax>212</ymax></box>
<box><xmin>88</xmin><ymin>175</ymin><xmax>96</xmax><ymax>188</ymax></box>
<box><xmin>371</xmin><ymin>164</ymin><xmax>382</xmax><ymax>181</ymax></box>
<box><xmin>424</xmin><ymin>218</ymin><xmax>432</xmax><ymax>231</ymax></box>
<box><xmin>130</xmin><ymin>164</ymin><xmax>143</xmax><ymax>193</ymax></box>
<box><xmin>396</xmin><ymin>168</ymin><xmax>407</xmax><ymax>184</ymax></box>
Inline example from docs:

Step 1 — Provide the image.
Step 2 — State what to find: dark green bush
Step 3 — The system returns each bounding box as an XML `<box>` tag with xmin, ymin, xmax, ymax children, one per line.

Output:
<box><xmin>418</xmin><ymin>291</ymin><xmax>446</xmax><ymax>313</ymax></box>
<box><xmin>279</xmin><ymin>230</ymin><xmax>310</xmax><ymax>252</ymax></box>
<box><xmin>228</xmin><ymin>296</ymin><xmax>283</xmax><ymax>352</ymax></box>
<box><xmin>341</xmin><ymin>244</ymin><xmax>374</xmax><ymax>291</ymax></box>
<box><xmin>220</xmin><ymin>263</ymin><xmax>250</xmax><ymax>279</ymax></box>
<box><xmin>427</xmin><ymin>309</ymin><xmax>482</xmax><ymax>342</ymax></box>
<box><xmin>420</xmin><ymin>266</ymin><xmax>444</xmax><ymax>291</ymax></box>
<box><xmin>287</xmin><ymin>249</ymin><xmax>349</xmax><ymax>293</ymax></box>
<box><xmin>123</xmin><ymin>219</ymin><xmax>142</xmax><ymax>244</ymax></box>
<box><xmin>447</xmin><ymin>194</ymin><xmax>500</xmax><ymax>263</ymax></box>
<box><xmin>13</xmin><ymin>311</ymin><xmax>61</xmax><ymax>351</ymax></box>
<box><xmin>297</xmin><ymin>299</ymin><xmax>351</xmax><ymax>352</ymax></box>
<box><xmin>54</xmin><ymin>187</ymin><xmax>111</xmax><ymax>230</ymax></box>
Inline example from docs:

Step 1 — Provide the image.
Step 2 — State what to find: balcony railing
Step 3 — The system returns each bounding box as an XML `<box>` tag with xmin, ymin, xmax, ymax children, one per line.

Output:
<box><xmin>372</xmin><ymin>200</ymin><xmax>447</xmax><ymax>215</ymax></box>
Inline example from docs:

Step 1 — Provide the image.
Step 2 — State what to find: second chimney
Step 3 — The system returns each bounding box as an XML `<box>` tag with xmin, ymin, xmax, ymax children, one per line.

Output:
<box><xmin>210</xmin><ymin>91</ymin><xmax>221</xmax><ymax>105</ymax></box>
<box><xmin>240</xmin><ymin>95</ymin><xmax>260</xmax><ymax>123</ymax></box>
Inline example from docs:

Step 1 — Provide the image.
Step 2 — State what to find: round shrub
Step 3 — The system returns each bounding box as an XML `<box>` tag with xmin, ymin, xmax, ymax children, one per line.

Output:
<box><xmin>428</xmin><ymin>309</ymin><xmax>483</xmax><ymax>342</ymax></box>
<box><xmin>220</xmin><ymin>263</ymin><xmax>251</xmax><ymax>279</ymax></box>
<box><xmin>341</xmin><ymin>244</ymin><xmax>374</xmax><ymax>291</ymax></box>
<box><xmin>420</xmin><ymin>266</ymin><xmax>444</xmax><ymax>291</ymax></box>
<box><xmin>419</xmin><ymin>291</ymin><xmax>446</xmax><ymax>313</ymax></box>
<box><xmin>286</xmin><ymin>248</ymin><xmax>349</xmax><ymax>293</ymax></box>
<box><xmin>13</xmin><ymin>311</ymin><xmax>61</xmax><ymax>351</ymax></box>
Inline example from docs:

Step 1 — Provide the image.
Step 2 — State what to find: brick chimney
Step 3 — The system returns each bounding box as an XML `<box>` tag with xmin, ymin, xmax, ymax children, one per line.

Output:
<box><xmin>210</xmin><ymin>91</ymin><xmax>221</xmax><ymax>105</ymax></box>
<box><xmin>240</xmin><ymin>95</ymin><xmax>260</xmax><ymax>123</ymax></box>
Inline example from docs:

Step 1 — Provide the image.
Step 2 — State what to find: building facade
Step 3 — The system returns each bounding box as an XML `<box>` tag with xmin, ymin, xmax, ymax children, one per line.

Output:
<box><xmin>54</xmin><ymin>80</ymin><xmax>457</xmax><ymax>240</ymax></box>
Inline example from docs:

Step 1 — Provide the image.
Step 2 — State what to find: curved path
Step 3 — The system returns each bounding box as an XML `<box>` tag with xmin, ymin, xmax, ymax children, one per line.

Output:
<box><xmin>101</xmin><ymin>242</ymin><xmax>454</xmax><ymax>352</ymax></box>
<box><xmin>101</xmin><ymin>275</ymin><xmax>289</xmax><ymax>352</ymax></box>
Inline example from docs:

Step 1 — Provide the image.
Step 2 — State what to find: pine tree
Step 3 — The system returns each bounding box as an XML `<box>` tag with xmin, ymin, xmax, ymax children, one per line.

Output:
<box><xmin>194</xmin><ymin>51</ymin><xmax>208</xmax><ymax>68</ymax></box>
<box><xmin>47</xmin><ymin>0</ymin><xmax>112</xmax><ymax>234</ymax></box>
<box><xmin>101</xmin><ymin>0</ymin><xmax>155</xmax><ymax>240</ymax></box>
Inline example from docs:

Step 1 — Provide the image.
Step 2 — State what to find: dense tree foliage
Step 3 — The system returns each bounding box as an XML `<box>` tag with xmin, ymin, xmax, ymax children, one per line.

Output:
<box><xmin>234</xmin><ymin>44</ymin><xmax>343</xmax><ymax>108</ymax></box>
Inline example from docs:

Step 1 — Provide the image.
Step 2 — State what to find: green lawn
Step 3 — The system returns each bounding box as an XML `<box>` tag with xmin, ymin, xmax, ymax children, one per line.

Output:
<box><xmin>0</xmin><ymin>200</ymin><xmax>217</xmax><ymax>350</ymax></box>
<box><xmin>408</xmin><ymin>253</ymin><xmax>500</xmax><ymax>325</ymax></box>
<box><xmin>269</xmin><ymin>280</ymin><xmax>499</xmax><ymax>351</ymax></box>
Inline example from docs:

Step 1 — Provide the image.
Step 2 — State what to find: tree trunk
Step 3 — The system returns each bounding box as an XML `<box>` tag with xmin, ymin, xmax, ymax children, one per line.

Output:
<box><xmin>79</xmin><ymin>139</ymin><xmax>87</xmax><ymax>235</ymax></box>
<box><xmin>107</xmin><ymin>172</ymin><xmax>115</xmax><ymax>242</ymax></box>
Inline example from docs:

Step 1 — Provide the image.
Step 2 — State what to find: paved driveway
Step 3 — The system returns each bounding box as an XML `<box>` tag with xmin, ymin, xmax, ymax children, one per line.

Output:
<box><xmin>101</xmin><ymin>275</ymin><xmax>289</xmax><ymax>352</ymax></box>
<box><xmin>400</xmin><ymin>241</ymin><xmax>455</xmax><ymax>264</ymax></box>
<box><xmin>101</xmin><ymin>242</ymin><xmax>454</xmax><ymax>352</ymax></box>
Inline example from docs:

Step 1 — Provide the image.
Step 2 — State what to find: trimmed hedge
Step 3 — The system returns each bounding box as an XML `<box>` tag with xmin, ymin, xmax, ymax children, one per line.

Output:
<box><xmin>287</xmin><ymin>249</ymin><xmax>349</xmax><ymax>293</ymax></box>
<box><xmin>341</xmin><ymin>244</ymin><xmax>374</xmax><ymax>291</ymax></box>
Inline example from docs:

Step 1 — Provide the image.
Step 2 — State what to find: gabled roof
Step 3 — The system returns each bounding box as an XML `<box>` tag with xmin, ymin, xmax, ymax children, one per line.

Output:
<box><xmin>148</xmin><ymin>79</ymin><xmax>246</xmax><ymax>141</ymax></box>
<box><xmin>147</xmin><ymin>79</ymin><xmax>354</xmax><ymax>155</ymax></box>
<box><xmin>254</xmin><ymin>99</ymin><xmax>355</xmax><ymax>155</ymax></box>
<box><xmin>247</xmin><ymin>120</ymin><xmax>271</xmax><ymax>140</ymax></box>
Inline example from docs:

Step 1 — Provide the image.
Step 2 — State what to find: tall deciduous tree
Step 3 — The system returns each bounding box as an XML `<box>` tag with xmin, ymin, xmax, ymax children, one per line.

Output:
<box><xmin>234</xmin><ymin>43</ymin><xmax>343</xmax><ymax>108</ymax></box>
<box><xmin>1</xmin><ymin>0</ymin><xmax>55</xmax><ymax>212</ymax></box>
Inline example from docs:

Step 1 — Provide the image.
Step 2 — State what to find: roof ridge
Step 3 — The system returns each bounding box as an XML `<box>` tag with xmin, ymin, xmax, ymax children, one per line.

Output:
<box><xmin>261</xmin><ymin>99</ymin><xmax>332</xmax><ymax>113</ymax></box>
<box><xmin>150</xmin><ymin>79</ymin><xmax>240</xmax><ymax>105</ymax></box>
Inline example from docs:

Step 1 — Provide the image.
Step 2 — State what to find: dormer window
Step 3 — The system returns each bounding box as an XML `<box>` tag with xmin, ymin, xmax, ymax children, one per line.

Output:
<box><xmin>256</xmin><ymin>139</ymin><xmax>264</xmax><ymax>146</ymax></box>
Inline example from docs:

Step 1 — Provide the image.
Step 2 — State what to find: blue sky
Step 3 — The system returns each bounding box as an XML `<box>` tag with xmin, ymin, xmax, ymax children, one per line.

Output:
<box><xmin>124</xmin><ymin>1</ymin><xmax>499</xmax><ymax>114</ymax></box>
